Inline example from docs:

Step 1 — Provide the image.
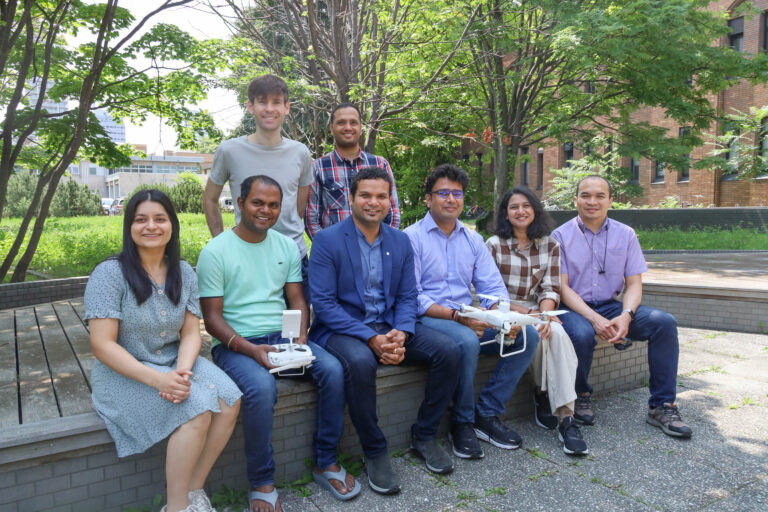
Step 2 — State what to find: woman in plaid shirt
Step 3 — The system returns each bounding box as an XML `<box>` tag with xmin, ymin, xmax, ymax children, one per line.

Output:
<box><xmin>485</xmin><ymin>187</ymin><xmax>588</xmax><ymax>456</ymax></box>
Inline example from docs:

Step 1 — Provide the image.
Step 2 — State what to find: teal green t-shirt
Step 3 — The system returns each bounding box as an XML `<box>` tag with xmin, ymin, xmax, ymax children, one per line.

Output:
<box><xmin>196</xmin><ymin>229</ymin><xmax>302</xmax><ymax>345</ymax></box>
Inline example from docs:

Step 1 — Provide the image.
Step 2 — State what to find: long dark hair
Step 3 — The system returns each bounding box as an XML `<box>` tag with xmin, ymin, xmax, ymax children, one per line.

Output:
<box><xmin>118</xmin><ymin>190</ymin><xmax>182</xmax><ymax>306</ymax></box>
<box><xmin>494</xmin><ymin>186</ymin><xmax>555</xmax><ymax>240</ymax></box>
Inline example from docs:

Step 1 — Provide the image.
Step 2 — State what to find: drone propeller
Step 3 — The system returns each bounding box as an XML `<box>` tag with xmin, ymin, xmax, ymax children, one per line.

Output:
<box><xmin>538</xmin><ymin>310</ymin><xmax>567</xmax><ymax>317</ymax></box>
<box><xmin>477</xmin><ymin>293</ymin><xmax>505</xmax><ymax>302</ymax></box>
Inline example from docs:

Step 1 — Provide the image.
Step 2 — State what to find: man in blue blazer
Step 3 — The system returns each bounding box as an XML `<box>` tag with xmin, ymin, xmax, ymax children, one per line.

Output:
<box><xmin>309</xmin><ymin>167</ymin><xmax>460</xmax><ymax>494</ymax></box>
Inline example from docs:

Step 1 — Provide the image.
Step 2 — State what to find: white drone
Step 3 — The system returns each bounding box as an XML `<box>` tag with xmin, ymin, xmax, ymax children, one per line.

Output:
<box><xmin>449</xmin><ymin>294</ymin><xmax>567</xmax><ymax>357</ymax></box>
<box><xmin>267</xmin><ymin>310</ymin><xmax>316</xmax><ymax>375</ymax></box>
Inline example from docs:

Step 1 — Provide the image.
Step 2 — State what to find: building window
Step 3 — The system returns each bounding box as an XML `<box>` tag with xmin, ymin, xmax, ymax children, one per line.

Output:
<box><xmin>728</xmin><ymin>17</ymin><xmax>744</xmax><ymax>52</ymax></box>
<box><xmin>722</xmin><ymin>125</ymin><xmax>740</xmax><ymax>180</ymax></box>
<box><xmin>760</xmin><ymin>118</ymin><xmax>768</xmax><ymax>176</ymax></box>
<box><xmin>537</xmin><ymin>147</ymin><xmax>544</xmax><ymax>190</ymax></box>
<box><xmin>563</xmin><ymin>142</ymin><xmax>574</xmax><ymax>168</ymax></box>
<box><xmin>653</xmin><ymin>161</ymin><xmax>665</xmax><ymax>183</ymax></box>
<box><xmin>763</xmin><ymin>11</ymin><xmax>768</xmax><ymax>52</ymax></box>
<box><xmin>89</xmin><ymin>166</ymin><xmax>97</xmax><ymax>176</ymax></box>
<box><xmin>585</xmin><ymin>82</ymin><xmax>596</xmax><ymax>94</ymax></box>
<box><xmin>679</xmin><ymin>127</ymin><xmax>690</xmax><ymax>181</ymax></box>
<box><xmin>629</xmin><ymin>158</ymin><xmax>640</xmax><ymax>183</ymax></box>
<box><xmin>520</xmin><ymin>147</ymin><xmax>529</xmax><ymax>186</ymax></box>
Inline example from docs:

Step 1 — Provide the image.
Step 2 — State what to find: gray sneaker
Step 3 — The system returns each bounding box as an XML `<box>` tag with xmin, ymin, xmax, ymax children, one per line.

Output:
<box><xmin>366</xmin><ymin>454</ymin><xmax>401</xmax><ymax>495</ymax></box>
<box><xmin>411</xmin><ymin>435</ymin><xmax>454</xmax><ymax>474</ymax></box>
<box><xmin>647</xmin><ymin>403</ymin><xmax>692</xmax><ymax>438</ymax></box>
<box><xmin>574</xmin><ymin>393</ymin><xmax>595</xmax><ymax>425</ymax></box>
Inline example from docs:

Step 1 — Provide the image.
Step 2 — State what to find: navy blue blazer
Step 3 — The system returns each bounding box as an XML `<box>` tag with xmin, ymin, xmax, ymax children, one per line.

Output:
<box><xmin>309</xmin><ymin>217</ymin><xmax>418</xmax><ymax>347</ymax></box>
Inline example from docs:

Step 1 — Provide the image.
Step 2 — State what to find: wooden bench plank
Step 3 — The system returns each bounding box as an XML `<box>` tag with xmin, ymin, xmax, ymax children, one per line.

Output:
<box><xmin>53</xmin><ymin>301</ymin><xmax>95</xmax><ymax>384</ymax></box>
<box><xmin>15</xmin><ymin>307</ymin><xmax>60</xmax><ymax>424</ymax></box>
<box><xmin>0</xmin><ymin>311</ymin><xmax>19</xmax><ymax>427</ymax></box>
<box><xmin>36</xmin><ymin>304</ymin><xmax>93</xmax><ymax>417</ymax></box>
<box><xmin>70</xmin><ymin>297</ymin><xmax>85</xmax><ymax>319</ymax></box>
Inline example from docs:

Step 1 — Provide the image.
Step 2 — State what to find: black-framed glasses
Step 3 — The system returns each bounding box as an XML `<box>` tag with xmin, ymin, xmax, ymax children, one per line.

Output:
<box><xmin>432</xmin><ymin>188</ymin><xmax>464</xmax><ymax>199</ymax></box>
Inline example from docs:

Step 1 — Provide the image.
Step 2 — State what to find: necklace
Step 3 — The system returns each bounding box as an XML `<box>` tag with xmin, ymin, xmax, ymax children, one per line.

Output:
<box><xmin>577</xmin><ymin>218</ymin><xmax>608</xmax><ymax>275</ymax></box>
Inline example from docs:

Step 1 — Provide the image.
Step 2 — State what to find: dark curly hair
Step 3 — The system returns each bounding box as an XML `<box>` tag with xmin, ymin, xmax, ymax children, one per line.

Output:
<box><xmin>494</xmin><ymin>186</ymin><xmax>555</xmax><ymax>240</ymax></box>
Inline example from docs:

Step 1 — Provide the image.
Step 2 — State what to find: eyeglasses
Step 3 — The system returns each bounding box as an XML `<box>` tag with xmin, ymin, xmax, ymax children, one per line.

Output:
<box><xmin>431</xmin><ymin>188</ymin><xmax>464</xmax><ymax>199</ymax></box>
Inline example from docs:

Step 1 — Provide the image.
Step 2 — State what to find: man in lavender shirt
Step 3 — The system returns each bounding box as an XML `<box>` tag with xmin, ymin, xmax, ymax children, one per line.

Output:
<box><xmin>405</xmin><ymin>164</ymin><xmax>540</xmax><ymax>460</ymax></box>
<box><xmin>552</xmin><ymin>175</ymin><xmax>691</xmax><ymax>438</ymax></box>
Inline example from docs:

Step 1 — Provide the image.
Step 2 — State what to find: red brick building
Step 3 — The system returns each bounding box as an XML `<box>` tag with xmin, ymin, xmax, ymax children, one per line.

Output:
<box><xmin>505</xmin><ymin>0</ymin><xmax>768</xmax><ymax>207</ymax></box>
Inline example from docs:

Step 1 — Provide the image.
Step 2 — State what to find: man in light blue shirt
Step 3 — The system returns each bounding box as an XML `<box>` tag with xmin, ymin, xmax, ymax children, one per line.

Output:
<box><xmin>405</xmin><ymin>164</ymin><xmax>540</xmax><ymax>460</ymax></box>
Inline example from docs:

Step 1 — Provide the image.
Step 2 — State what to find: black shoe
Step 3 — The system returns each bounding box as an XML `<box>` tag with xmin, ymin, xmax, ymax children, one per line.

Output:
<box><xmin>450</xmin><ymin>422</ymin><xmax>484</xmax><ymax>459</ymax></box>
<box><xmin>533</xmin><ymin>392</ymin><xmax>558</xmax><ymax>430</ymax></box>
<box><xmin>474</xmin><ymin>413</ymin><xmax>522</xmax><ymax>450</ymax></box>
<box><xmin>366</xmin><ymin>455</ymin><xmax>400</xmax><ymax>495</ymax></box>
<box><xmin>411</xmin><ymin>434</ymin><xmax>454</xmax><ymax>474</ymax></box>
<box><xmin>574</xmin><ymin>394</ymin><xmax>595</xmax><ymax>425</ymax></box>
<box><xmin>557</xmin><ymin>416</ymin><xmax>589</xmax><ymax>456</ymax></box>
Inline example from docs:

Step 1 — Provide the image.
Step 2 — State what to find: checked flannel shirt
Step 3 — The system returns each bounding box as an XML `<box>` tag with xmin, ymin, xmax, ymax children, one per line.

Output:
<box><xmin>305</xmin><ymin>148</ymin><xmax>400</xmax><ymax>238</ymax></box>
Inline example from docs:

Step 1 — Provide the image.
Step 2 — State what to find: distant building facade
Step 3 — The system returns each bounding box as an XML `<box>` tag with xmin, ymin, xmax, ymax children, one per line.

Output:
<box><xmin>498</xmin><ymin>0</ymin><xmax>768</xmax><ymax>207</ymax></box>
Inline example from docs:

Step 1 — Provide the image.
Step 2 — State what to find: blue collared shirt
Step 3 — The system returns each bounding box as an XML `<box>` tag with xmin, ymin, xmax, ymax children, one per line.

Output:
<box><xmin>354</xmin><ymin>224</ymin><xmax>387</xmax><ymax>324</ymax></box>
<box><xmin>404</xmin><ymin>211</ymin><xmax>509</xmax><ymax>316</ymax></box>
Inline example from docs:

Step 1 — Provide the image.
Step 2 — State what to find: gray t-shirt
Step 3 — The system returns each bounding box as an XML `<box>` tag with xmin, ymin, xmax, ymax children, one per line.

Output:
<box><xmin>209</xmin><ymin>135</ymin><xmax>314</xmax><ymax>255</ymax></box>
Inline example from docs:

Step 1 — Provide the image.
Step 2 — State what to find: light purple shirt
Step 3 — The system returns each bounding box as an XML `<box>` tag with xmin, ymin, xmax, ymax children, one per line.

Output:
<box><xmin>552</xmin><ymin>216</ymin><xmax>648</xmax><ymax>302</ymax></box>
<box><xmin>405</xmin><ymin>212</ymin><xmax>509</xmax><ymax>316</ymax></box>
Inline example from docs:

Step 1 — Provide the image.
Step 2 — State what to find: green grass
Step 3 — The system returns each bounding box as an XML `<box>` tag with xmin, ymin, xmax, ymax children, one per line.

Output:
<box><xmin>0</xmin><ymin>213</ymin><xmax>236</xmax><ymax>280</ymax></box>
<box><xmin>635</xmin><ymin>227</ymin><xmax>768</xmax><ymax>251</ymax></box>
<box><xmin>1</xmin><ymin>216</ymin><xmax>765</xmax><ymax>279</ymax></box>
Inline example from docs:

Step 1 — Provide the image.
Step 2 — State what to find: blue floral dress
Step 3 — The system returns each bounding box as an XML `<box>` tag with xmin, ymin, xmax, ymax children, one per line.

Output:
<box><xmin>84</xmin><ymin>258</ymin><xmax>242</xmax><ymax>457</ymax></box>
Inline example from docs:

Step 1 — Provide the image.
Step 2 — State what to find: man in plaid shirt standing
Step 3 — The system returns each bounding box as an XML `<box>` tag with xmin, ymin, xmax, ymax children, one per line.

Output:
<box><xmin>305</xmin><ymin>103</ymin><xmax>400</xmax><ymax>237</ymax></box>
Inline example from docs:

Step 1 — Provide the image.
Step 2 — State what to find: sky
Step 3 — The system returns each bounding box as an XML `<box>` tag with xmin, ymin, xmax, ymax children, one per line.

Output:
<box><xmin>119</xmin><ymin>1</ymin><xmax>242</xmax><ymax>154</ymax></box>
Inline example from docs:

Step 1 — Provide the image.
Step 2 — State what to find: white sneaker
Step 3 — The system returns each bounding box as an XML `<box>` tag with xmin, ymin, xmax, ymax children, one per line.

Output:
<box><xmin>189</xmin><ymin>489</ymin><xmax>216</xmax><ymax>512</ymax></box>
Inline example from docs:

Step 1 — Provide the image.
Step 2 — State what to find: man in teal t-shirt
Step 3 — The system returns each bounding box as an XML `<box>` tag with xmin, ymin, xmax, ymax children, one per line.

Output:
<box><xmin>197</xmin><ymin>175</ymin><xmax>359</xmax><ymax>510</ymax></box>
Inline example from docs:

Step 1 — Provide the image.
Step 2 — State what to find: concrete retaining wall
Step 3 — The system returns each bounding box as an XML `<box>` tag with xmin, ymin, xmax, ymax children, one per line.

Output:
<box><xmin>0</xmin><ymin>277</ymin><xmax>88</xmax><ymax>311</ymax></box>
<box><xmin>549</xmin><ymin>207</ymin><xmax>768</xmax><ymax>231</ymax></box>
<box><xmin>0</xmin><ymin>342</ymin><xmax>649</xmax><ymax>512</ymax></box>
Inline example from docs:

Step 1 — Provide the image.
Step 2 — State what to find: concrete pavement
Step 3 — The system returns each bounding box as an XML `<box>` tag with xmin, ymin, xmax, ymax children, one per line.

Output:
<box><xmin>267</xmin><ymin>326</ymin><xmax>768</xmax><ymax>512</ymax></box>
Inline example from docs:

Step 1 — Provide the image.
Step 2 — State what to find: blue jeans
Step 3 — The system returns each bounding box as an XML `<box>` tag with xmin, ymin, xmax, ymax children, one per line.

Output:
<box><xmin>559</xmin><ymin>300</ymin><xmax>679</xmax><ymax>407</ymax></box>
<box><xmin>211</xmin><ymin>333</ymin><xmax>344</xmax><ymax>487</ymax></box>
<box><xmin>419</xmin><ymin>316</ymin><xmax>540</xmax><ymax>424</ymax></box>
<box><xmin>324</xmin><ymin>321</ymin><xmax>460</xmax><ymax>459</ymax></box>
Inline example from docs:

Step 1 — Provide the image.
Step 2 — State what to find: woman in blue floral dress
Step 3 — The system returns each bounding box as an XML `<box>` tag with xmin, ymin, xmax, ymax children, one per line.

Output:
<box><xmin>85</xmin><ymin>190</ymin><xmax>242</xmax><ymax>512</ymax></box>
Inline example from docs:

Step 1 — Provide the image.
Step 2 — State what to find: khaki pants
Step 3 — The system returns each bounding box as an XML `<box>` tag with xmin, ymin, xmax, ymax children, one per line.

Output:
<box><xmin>531</xmin><ymin>322</ymin><xmax>578</xmax><ymax>413</ymax></box>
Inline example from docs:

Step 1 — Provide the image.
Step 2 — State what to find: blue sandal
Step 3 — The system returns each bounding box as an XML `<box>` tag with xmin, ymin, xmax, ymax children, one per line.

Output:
<box><xmin>247</xmin><ymin>488</ymin><xmax>282</xmax><ymax>512</ymax></box>
<box><xmin>312</xmin><ymin>466</ymin><xmax>361</xmax><ymax>501</ymax></box>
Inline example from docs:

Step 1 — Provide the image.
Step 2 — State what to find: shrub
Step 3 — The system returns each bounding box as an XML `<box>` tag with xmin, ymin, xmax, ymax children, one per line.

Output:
<box><xmin>50</xmin><ymin>179</ymin><xmax>102</xmax><ymax>217</ymax></box>
<box><xmin>4</xmin><ymin>171</ymin><xmax>39</xmax><ymax>218</ymax></box>
<box><xmin>169</xmin><ymin>172</ymin><xmax>205</xmax><ymax>214</ymax></box>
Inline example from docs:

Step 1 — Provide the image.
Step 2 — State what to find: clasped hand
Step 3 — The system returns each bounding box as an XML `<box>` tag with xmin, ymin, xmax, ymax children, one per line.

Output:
<box><xmin>156</xmin><ymin>369</ymin><xmax>193</xmax><ymax>404</ymax></box>
<box><xmin>368</xmin><ymin>329</ymin><xmax>406</xmax><ymax>365</ymax></box>
<box><xmin>591</xmin><ymin>312</ymin><xmax>630</xmax><ymax>344</ymax></box>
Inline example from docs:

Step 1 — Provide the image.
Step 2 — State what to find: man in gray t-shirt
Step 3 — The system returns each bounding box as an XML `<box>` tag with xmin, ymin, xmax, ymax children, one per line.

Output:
<box><xmin>203</xmin><ymin>75</ymin><xmax>314</xmax><ymax>295</ymax></box>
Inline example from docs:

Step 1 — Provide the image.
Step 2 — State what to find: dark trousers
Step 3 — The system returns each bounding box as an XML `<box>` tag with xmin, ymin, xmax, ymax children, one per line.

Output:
<box><xmin>323</xmin><ymin>321</ymin><xmax>460</xmax><ymax>459</ymax></box>
<box><xmin>560</xmin><ymin>300</ymin><xmax>679</xmax><ymax>407</ymax></box>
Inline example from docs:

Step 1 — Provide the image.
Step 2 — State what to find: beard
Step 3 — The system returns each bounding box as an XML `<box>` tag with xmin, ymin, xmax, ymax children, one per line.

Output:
<box><xmin>334</xmin><ymin>136</ymin><xmax>360</xmax><ymax>149</ymax></box>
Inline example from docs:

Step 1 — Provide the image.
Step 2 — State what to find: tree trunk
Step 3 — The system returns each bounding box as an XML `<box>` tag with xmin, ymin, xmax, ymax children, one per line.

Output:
<box><xmin>9</xmin><ymin>167</ymin><xmax>64</xmax><ymax>282</ymax></box>
<box><xmin>0</xmin><ymin>171</ymin><xmax>52</xmax><ymax>281</ymax></box>
<box><xmin>490</xmin><ymin>139</ymin><xmax>510</xmax><ymax>233</ymax></box>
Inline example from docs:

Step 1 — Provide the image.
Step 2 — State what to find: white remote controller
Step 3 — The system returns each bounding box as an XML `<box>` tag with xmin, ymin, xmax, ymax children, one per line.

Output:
<box><xmin>267</xmin><ymin>310</ymin><xmax>316</xmax><ymax>375</ymax></box>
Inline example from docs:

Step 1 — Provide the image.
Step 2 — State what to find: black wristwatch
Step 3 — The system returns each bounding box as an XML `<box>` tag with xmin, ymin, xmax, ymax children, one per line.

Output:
<box><xmin>622</xmin><ymin>308</ymin><xmax>635</xmax><ymax>320</ymax></box>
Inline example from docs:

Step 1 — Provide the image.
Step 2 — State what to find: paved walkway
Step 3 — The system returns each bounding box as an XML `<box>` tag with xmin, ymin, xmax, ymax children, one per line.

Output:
<box><xmin>644</xmin><ymin>251</ymin><xmax>768</xmax><ymax>290</ymax></box>
<box><xmin>269</xmin><ymin>326</ymin><xmax>768</xmax><ymax>511</ymax></box>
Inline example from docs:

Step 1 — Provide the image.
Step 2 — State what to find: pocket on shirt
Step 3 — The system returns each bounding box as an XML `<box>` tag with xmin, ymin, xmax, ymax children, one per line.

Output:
<box><xmin>322</xmin><ymin>180</ymin><xmax>346</xmax><ymax>210</ymax></box>
<box><xmin>605</xmin><ymin>249</ymin><xmax>627</xmax><ymax>275</ymax></box>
